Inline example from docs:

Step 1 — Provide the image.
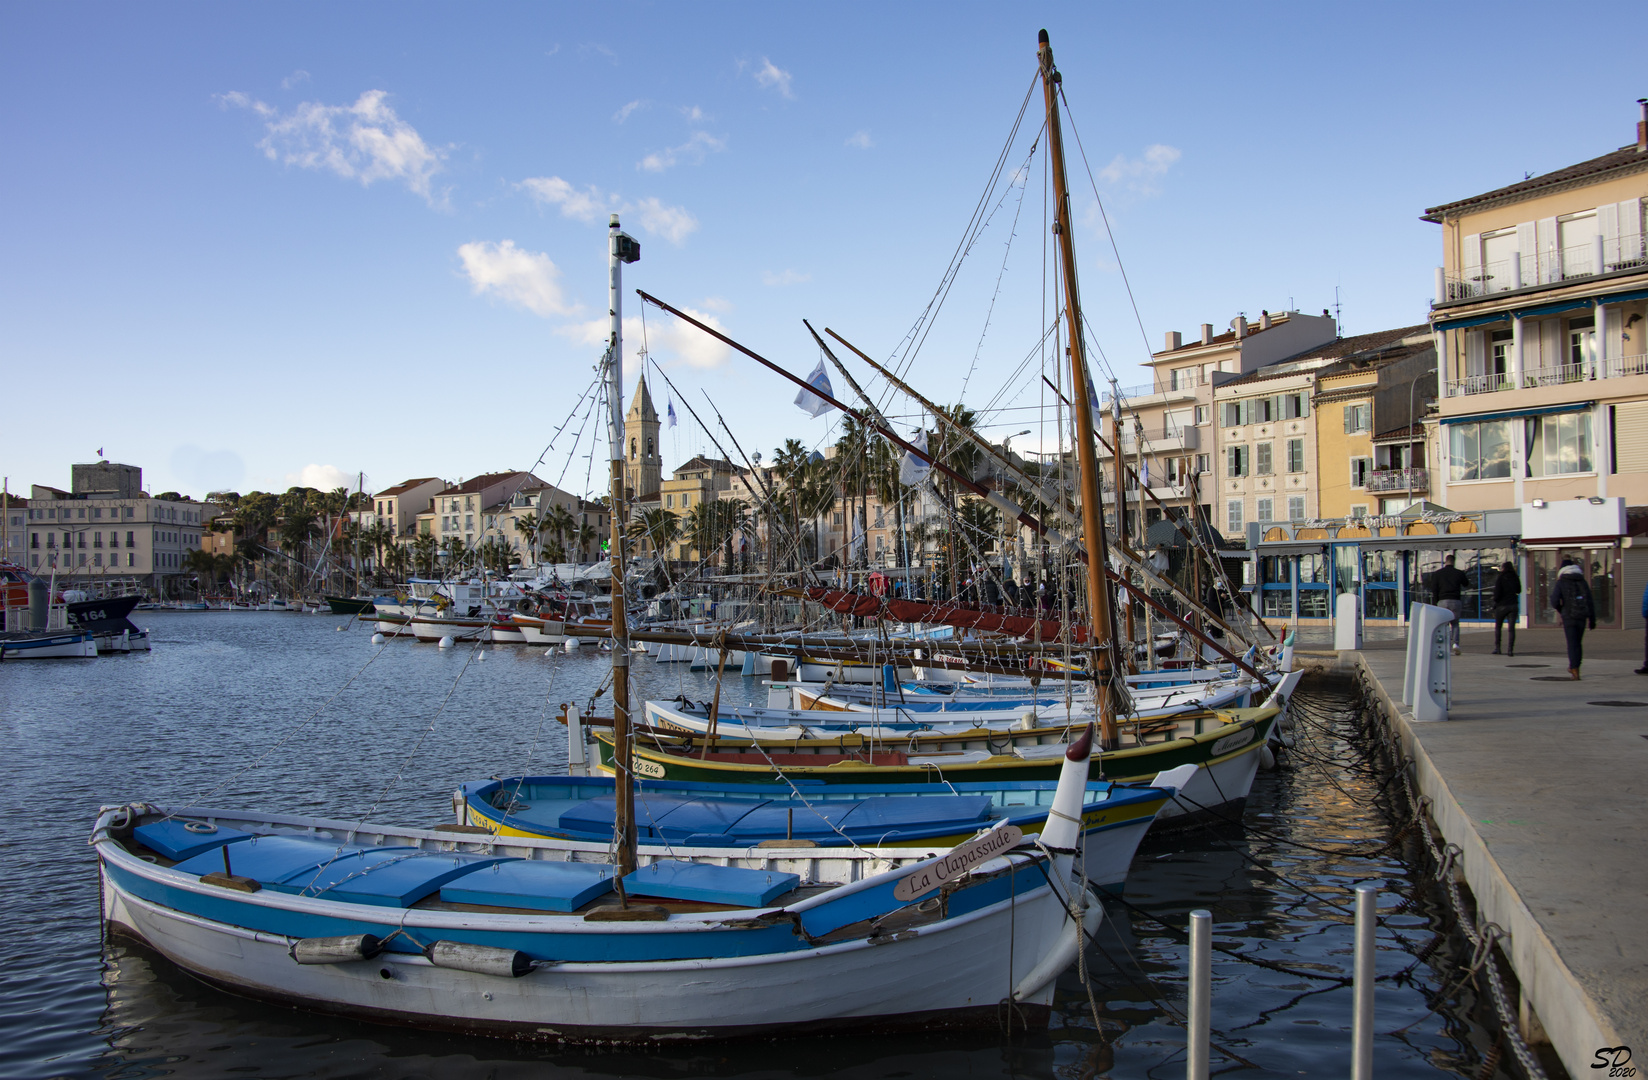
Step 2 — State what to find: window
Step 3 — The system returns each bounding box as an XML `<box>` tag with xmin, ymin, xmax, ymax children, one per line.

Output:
<box><xmin>79</xmin><ymin>553</ymin><xmax>87</xmax><ymax>566</ymax></box>
<box><xmin>1220</xmin><ymin>402</ymin><xmax>1241</xmax><ymax>427</ymax></box>
<box><xmin>1226</xmin><ymin>499</ymin><xmax>1244</xmax><ymax>533</ymax></box>
<box><xmin>93</xmin><ymin>553</ymin><xmax>102</xmax><ymax>567</ymax></box>
<box><xmin>1255</xmin><ymin>396</ymin><xmax>1276</xmax><ymax>423</ymax></box>
<box><xmin>1448</xmin><ymin>419</ymin><xmax>1514</xmax><ymax>481</ymax></box>
<box><xmin>464</xmin><ymin>497</ymin><xmax>473</xmax><ymax>510</ymax></box>
<box><xmin>874</xmin><ymin>506</ymin><xmax>885</xmax><ymax>527</ymax></box>
<box><xmin>1490</xmin><ymin>329</ymin><xmax>1513</xmax><ymax>380</ymax></box>
<box><xmin>30</xmin><ymin>532</ymin><xmax>38</xmax><ymax>549</ymax></box>
<box><xmin>1171</xmin><ymin>367</ymin><xmax>1196</xmax><ymax>390</ymax></box>
<box><xmin>1526</xmin><ymin>412</ymin><xmax>1592</xmax><ymax>476</ymax></box>
<box><xmin>1288</xmin><ymin>496</ymin><xmax>1306</xmax><ymax>521</ymax></box>
<box><xmin>1225</xmin><ymin>446</ymin><xmax>1249</xmax><ymax>478</ymax></box>
<box><xmin>78</xmin><ymin>532</ymin><xmax>87</xmax><ymax>548</ymax></box>
<box><xmin>93</xmin><ymin>508</ymin><xmax>102</xmax><ymax>519</ymax></box>
<box><xmin>1194</xmin><ymin>405</ymin><xmax>1208</xmax><ymax>425</ymax></box>
<box><xmin>682</xmin><ymin>493</ymin><xmax>691</xmax><ymax>507</ymax></box>
<box><xmin>128</xmin><ymin>553</ymin><xmax>136</xmax><ymax>566</ymax></box>
<box><xmin>93</xmin><ymin>531</ymin><xmax>102</xmax><ymax>547</ymax></box>
<box><xmin>1286</xmin><ymin>438</ymin><xmax>1305</xmax><ymax>473</ymax></box>
<box><xmin>124</xmin><ymin>506</ymin><xmax>133</xmax><ymax>518</ymax></box>
<box><xmin>1255</xmin><ymin>442</ymin><xmax>1273</xmax><ymax>476</ymax></box>
<box><xmin>1568</xmin><ymin>315</ymin><xmax>1594</xmax><ymax>369</ymax></box>
<box><xmin>1343</xmin><ymin>403</ymin><xmax>1371</xmax><ymax>434</ymax></box>
<box><xmin>77</xmin><ymin>508</ymin><xmax>86</xmax><ymax>519</ymax></box>
<box><xmin>1349</xmin><ymin>504</ymin><xmax>1369</xmax><ymax>518</ymax></box>
<box><xmin>1350</xmin><ymin>457</ymin><xmax>1373</xmax><ymax>488</ymax></box>
<box><xmin>465</xmin><ymin>515</ymin><xmax>474</xmax><ymax>530</ymax></box>
<box><xmin>665</xmin><ymin>494</ymin><xmax>673</xmax><ymax>508</ymax></box>
<box><xmin>1195</xmin><ymin>454</ymin><xmax>1211</xmax><ymax>474</ymax></box>
<box><xmin>1255</xmin><ymin>497</ymin><xmax>1273</xmax><ymax>523</ymax></box>
<box><xmin>832</xmin><ymin>512</ymin><xmax>843</xmax><ymax>526</ymax></box>
<box><xmin>1281</xmin><ymin>392</ymin><xmax>1310</xmax><ymax>419</ymax></box>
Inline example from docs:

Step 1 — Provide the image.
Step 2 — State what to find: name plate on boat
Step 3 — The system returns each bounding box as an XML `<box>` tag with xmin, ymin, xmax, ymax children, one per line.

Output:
<box><xmin>893</xmin><ymin>825</ymin><xmax>1023</xmax><ymax>902</ymax></box>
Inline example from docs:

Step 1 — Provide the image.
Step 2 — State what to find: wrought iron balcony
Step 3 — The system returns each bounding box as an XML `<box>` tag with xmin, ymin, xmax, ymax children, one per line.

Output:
<box><xmin>1365</xmin><ymin>468</ymin><xmax>1428</xmax><ymax>493</ymax></box>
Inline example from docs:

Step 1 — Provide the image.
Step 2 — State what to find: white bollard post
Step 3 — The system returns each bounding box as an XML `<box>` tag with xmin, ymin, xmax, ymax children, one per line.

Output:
<box><xmin>1187</xmin><ymin>909</ymin><xmax>1211</xmax><ymax>1080</ymax></box>
<box><xmin>566</xmin><ymin>704</ymin><xmax>586</xmax><ymax>775</ymax></box>
<box><xmin>1352</xmin><ymin>883</ymin><xmax>1377</xmax><ymax>1080</ymax></box>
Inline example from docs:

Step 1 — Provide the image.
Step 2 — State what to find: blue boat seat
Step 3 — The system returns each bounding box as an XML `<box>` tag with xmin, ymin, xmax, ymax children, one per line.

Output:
<box><xmin>134</xmin><ymin>819</ymin><xmax>254</xmax><ymax>862</ymax></box>
<box><xmin>723</xmin><ymin>802</ymin><xmax>864</xmax><ymax>840</ymax></box>
<box><xmin>440</xmin><ymin>859</ymin><xmax>617</xmax><ymax>913</ymax></box>
<box><xmin>172</xmin><ymin>835</ymin><xmax>398</xmax><ymax>885</ymax></box>
<box><xmin>559</xmin><ymin>795</ymin><xmax>769</xmax><ymax>840</ymax></box>
<box><xmin>621</xmin><ymin>860</ymin><xmax>800</xmax><ymax>907</ymax></box>
<box><xmin>311</xmin><ymin>852</ymin><xmax>515</xmax><ymax>907</ymax></box>
<box><xmin>837</xmin><ymin>795</ymin><xmax>995</xmax><ymax>832</ymax></box>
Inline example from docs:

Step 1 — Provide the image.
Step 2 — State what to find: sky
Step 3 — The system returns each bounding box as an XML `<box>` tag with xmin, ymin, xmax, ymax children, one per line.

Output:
<box><xmin>4</xmin><ymin>1</ymin><xmax>1644</xmax><ymax>504</ymax></box>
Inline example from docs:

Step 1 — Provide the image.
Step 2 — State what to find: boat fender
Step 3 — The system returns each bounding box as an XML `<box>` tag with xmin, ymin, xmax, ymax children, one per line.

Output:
<box><xmin>1258</xmin><ymin>744</ymin><xmax>1277</xmax><ymax>771</ymax></box>
<box><xmin>292</xmin><ymin>934</ymin><xmax>384</xmax><ymax>965</ymax></box>
<box><xmin>335</xmin><ymin>625</ymin><xmax>344</xmax><ymax>632</ymax></box>
<box><xmin>565</xmin><ymin>637</ymin><xmax>581</xmax><ymax>650</ymax></box>
<box><xmin>371</xmin><ymin>634</ymin><xmax>386</xmax><ymax>644</ymax></box>
<box><xmin>438</xmin><ymin>636</ymin><xmax>454</xmax><ymax>649</ymax></box>
<box><xmin>424</xmin><ymin>940</ymin><xmax>533</xmax><ymax>978</ymax></box>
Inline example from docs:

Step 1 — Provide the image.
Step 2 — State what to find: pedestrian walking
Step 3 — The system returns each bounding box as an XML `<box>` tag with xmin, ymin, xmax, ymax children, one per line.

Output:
<box><xmin>1490</xmin><ymin>560</ymin><xmax>1521</xmax><ymax>656</ymax></box>
<box><xmin>1638</xmin><ymin>575</ymin><xmax>1648</xmax><ymax>675</ymax></box>
<box><xmin>1429</xmin><ymin>554</ymin><xmax>1470</xmax><ymax>654</ymax></box>
<box><xmin>1549</xmin><ymin>557</ymin><xmax>1597</xmax><ymax>679</ymax></box>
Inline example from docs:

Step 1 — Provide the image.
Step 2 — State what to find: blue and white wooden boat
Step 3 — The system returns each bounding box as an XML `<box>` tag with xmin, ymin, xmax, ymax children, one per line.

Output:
<box><xmin>456</xmin><ymin>772</ymin><xmax>1186</xmax><ymax>888</ymax></box>
<box><xmin>0</xmin><ymin>628</ymin><xmax>98</xmax><ymax>659</ymax></box>
<box><xmin>94</xmin><ymin>727</ymin><xmax>1129</xmax><ymax>1042</ymax></box>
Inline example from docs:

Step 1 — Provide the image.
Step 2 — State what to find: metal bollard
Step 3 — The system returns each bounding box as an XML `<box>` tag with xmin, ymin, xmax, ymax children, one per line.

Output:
<box><xmin>1352</xmin><ymin>883</ymin><xmax>1377</xmax><ymax>1079</ymax></box>
<box><xmin>1187</xmin><ymin>909</ymin><xmax>1210</xmax><ymax>1080</ymax></box>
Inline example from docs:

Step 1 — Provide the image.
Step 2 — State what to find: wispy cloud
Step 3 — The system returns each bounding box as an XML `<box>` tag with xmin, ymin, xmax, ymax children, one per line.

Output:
<box><xmin>638</xmin><ymin>130</ymin><xmax>726</xmax><ymax>173</ymax></box>
<box><xmin>1097</xmin><ymin>143</ymin><xmax>1182</xmax><ymax>195</ymax></box>
<box><xmin>762</xmin><ymin>269</ymin><xmax>810</xmax><ymax>287</ymax></box>
<box><xmin>219</xmin><ymin>89</ymin><xmax>449</xmax><ymax>205</ymax></box>
<box><xmin>699</xmin><ymin>296</ymin><xmax>733</xmax><ymax>313</ymax></box>
<box><xmin>630</xmin><ymin>197</ymin><xmax>699</xmax><ymax>244</ymax></box>
<box><xmin>518</xmin><ymin>176</ymin><xmax>699</xmax><ymax>245</ymax></box>
<box><xmin>457</xmin><ymin>240</ymin><xmax>579</xmax><ymax>317</ymax></box>
<box><xmin>613</xmin><ymin>99</ymin><xmax>645</xmax><ymax>123</ymax></box>
<box><xmin>579</xmin><ymin>43</ymin><xmax>617</xmax><ymax>64</ymax></box>
<box><xmin>845</xmin><ymin>130</ymin><xmax>872</xmax><ymax>150</ymax></box>
<box><xmin>280</xmin><ymin>69</ymin><xmax>310</xmax><ymax>91</ymax></box>
<box><xmin>519</xmin><ymin>176</ymin><xmax>608</xmax><ymax>222</ymax></box>
<box><xmin>680</xmin><ymin>105</ymin><xmax>705</xmax><ymax>123</ymax></box>
<box><xmin>562</xmin><ymin>310</ymin><xmax>731</xmax><ymax>379</ymax></box>
<box><xmin>753</xmin><ymin>58</ymin><xmax>793</xmax><ymax>98</ymax></box>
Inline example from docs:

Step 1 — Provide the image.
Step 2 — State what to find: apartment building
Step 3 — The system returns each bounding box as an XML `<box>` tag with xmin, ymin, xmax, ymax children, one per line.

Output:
<box><xmin>487</xmin><ymin>482</ymin><xmax>609</xmax><ymax>565</ymax></box>
<box><xmin>1424</xmin><ymin>101</ymin><xmax>1648</xmax><ymax>626</ymax></box>
<box><xmin>372</xmin><ymin>478</ymin><xmax>446</xmax><ymax>543</ymax></box>
<box><xmin>1109</xmin><ymin>309</ymin><xmax>1338</xmax><ymax>536</ymax></box>
<box><xmin>415</xmin><ymin>472</ymin><xmax>545</xmax><ymax>557</ymax></box>
<box><xmin>20</xmin><ymin>462</ymin><xmax>213</xmax><ymax>588</ymax></box>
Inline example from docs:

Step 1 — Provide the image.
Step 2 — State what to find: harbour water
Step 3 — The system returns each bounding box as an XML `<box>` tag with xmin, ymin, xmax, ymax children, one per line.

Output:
<box><xmin>1</xmin><ymin>613</ymin><xmax>1508</xmax><ymax>1078</ymax></box>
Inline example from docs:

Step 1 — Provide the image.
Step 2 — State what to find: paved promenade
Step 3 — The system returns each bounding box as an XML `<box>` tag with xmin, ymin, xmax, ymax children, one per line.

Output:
<box><xmin>1348</xmin><ymin>627</ymin><xmax>1648</xmax><ymax>1076</ymax></box>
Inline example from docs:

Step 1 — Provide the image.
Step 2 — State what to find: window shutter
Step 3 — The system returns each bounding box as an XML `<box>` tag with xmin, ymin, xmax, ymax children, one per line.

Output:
<box><xmin>1599</xmin><ymin>202</ymin><xmax>1619</xmax><ymax>269</ymax></box>
<box><xmin>1536</xmin><ymin>217</ymin><xmax>1559</xmax><ymax>282</ymax></box>
<box><xmin>1465</xmin><ymin>330</ymin><xmax>1486</xmax><ymax>379</ymax></box>
<box><xmin>1620</xmin><ymin>199</ymin><xmax>1644</xmax><ymax>265</ymax></box>
<box><xmin>1615</xmin><ymin>401</ymin><xmax>1648</xmax><ymax>472</ymax></box>
<box><xmin>1461</xmin><ymin>232</ymin><xmax>1481</xmax><ymax>292</ymax></box>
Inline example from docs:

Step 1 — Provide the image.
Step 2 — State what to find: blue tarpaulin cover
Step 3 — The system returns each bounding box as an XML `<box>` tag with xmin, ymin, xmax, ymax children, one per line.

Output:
<box><xmin>622</xmin><ymin>860</ymin><xmax>800</xmax><ymax>907</ymax></box>
<box><xmin>440</xmin><ymin>859</ymin><xmax>617</xmax><ymax>912</ymax></box>
<box><xmin>134</xmin><ymin>820</ymin><xmax>254</xmax><ymax>862</ymax></box>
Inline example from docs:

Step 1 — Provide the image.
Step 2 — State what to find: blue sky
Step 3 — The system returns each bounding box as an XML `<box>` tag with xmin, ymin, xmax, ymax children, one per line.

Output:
<box><xmin>4</xmin><ymin>2</ymin><xmax>1643</xmax><ymax>503</ymax></box>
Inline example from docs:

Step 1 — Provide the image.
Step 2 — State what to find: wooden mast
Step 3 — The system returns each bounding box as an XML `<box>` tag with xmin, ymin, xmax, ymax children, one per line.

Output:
<box><xmin>1038</xmin><ymin>28</ymin><xmax>1122</xmax><ymax>750</ymax></box>
<box><xmin>607</xmin><ymin>215</ymin><xmax>639</xmax><ymax>876</ymax></box>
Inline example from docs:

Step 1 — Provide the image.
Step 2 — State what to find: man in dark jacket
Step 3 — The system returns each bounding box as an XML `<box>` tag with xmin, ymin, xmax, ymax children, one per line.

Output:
<box><xmin>1549</xmin><ymin>557</ymin><xmax>1597</xmax><ymax>679</ymax></box>
<box><xmin>1490</xmin><ymin>560</ymin><xmax>1521</xmax><ymax>656</ymax></box>
<box><xmin>1429</xmin><ymin>554</ymin><xmax>1470</xmax><ymax>654</ymax></box>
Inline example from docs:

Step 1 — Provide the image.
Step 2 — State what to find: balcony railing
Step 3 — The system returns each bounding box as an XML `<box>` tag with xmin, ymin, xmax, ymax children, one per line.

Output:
<box><xmin>1366</xmin><ymin>468</ymin><xmax>1428</xmax><ymax>493</ymax></box>
<box><xmin>1603</xmin><ymin>352</ymin><xmax>1648</xmax><ymax>380</ymax></box>
<box><xmin>1440</xmin><ymin>237</ymin><xmax>1648</xmax><ymax>302</ymax></box>
<box><xmin>1098</xmin><ymin>425</ymin><xmax>1199</xmax><ymax>458</ymax></box>
<box><xmin>1444</xmin><ymin>372</ymin><xmax>1513</xmax><ymax>397</ymax></box>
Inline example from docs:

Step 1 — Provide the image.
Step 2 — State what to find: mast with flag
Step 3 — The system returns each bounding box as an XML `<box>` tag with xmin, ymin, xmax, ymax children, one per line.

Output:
<box><xmin>606</xmin><ymin>214</ymin><xmax>641</xmax><ymax>876</ymax></box>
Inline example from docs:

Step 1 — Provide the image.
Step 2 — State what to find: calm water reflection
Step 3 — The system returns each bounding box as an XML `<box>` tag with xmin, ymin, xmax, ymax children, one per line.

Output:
<box><xmin>0</xmin><ymin>613</ymin><xmax>1498</xmax><ymax>1078</ymax></box>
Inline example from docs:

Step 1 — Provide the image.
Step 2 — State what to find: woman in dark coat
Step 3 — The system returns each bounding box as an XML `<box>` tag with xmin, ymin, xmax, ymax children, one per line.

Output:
<box><xmin>1549</xmin><ymin>557</ymin><xmax>1597</xmax><ymax>679</ymax></box>
<box><xmin>1490</xmin><ymin>560</ymin><xmax>1522</xmax><ymax>656</ymax></box>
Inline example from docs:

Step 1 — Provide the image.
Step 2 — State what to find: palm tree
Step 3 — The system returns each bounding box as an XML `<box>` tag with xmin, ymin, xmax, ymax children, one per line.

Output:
<box><xmin>384</xmin><ymin>541</ymin><xmax>411</xmax><ymax>581</ymax></box>
<box><xmin>834</xmin><ymin>417</ymin><xmax>873</xmax><ymax>569</ymax></box>
<box><xmin>799</xmin><ymin>458</ymin><xmax>836</xmax><ymax>566</ymax></box>
<box><xmin>628</xmin><ymin>507</ymin><xmax>681</xmax><ymax>586</ymax></box>
<box><xmin>514</xmin><ymin>511</ymin><xmax>540</xmax><ymax>567</ymax></box>
<box><xmin>411</xmin><ymin>533</ymin><xmax>438</xmax><ymax>577</ymax></box>
<box><xmin>574</xmin><ymin>522</ymin><xmax>597</xmax><ymax>562</ymax></box>
<box><xmin>545</xmin><ymin>504</ymin><xmax>576</xmax><ymax>566</ymax></box>
<box><xmin>870</xmin><ymin>433</ymin><xmax>908</xmax><ymax>569</ymax></box>
<box><xmin>771</xmin><ymin>439</ymin><xmax>812</xmax><ymax>571</ymax></box>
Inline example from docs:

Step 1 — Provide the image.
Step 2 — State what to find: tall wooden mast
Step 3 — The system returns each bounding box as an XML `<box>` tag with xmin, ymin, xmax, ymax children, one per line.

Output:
<box><xmin>607</xmin><ymin>214</ymin><xmax>640</xmax><ymax>875</ymax></box>
<box><xmin>1038</xmin><ymin>29</ymin><xmax>1122</xmax><ymax>750</ymax></box>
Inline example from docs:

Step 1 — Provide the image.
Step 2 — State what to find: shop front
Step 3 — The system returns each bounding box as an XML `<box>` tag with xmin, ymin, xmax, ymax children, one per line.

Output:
<box><xmin>1253</xmin><ymin>505</ymin><xmax>1522</xmax><ymax>626</ymax></box>
<box><xmin>1518</xmin><ymin>497</ymin><xmax>1627</xmax><ymax>629</ymax></box>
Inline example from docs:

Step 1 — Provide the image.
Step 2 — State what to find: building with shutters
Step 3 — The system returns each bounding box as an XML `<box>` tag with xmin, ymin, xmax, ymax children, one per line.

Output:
<box><xmin>1422</xmin><ymin>100</ymin><xmax>1648</xmax><ymax>628</ymax></box>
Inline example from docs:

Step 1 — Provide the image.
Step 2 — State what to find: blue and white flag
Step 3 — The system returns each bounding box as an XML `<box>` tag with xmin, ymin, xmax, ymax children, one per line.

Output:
<box><xmin>898</xmin><ymin>428</ymin><xmax>932</xmax><ymax>486</ymax></box>
<box><xmin>793</xmin><ymin>359</ymin><xmax>836</xmax><ymax>418</ymax></box>
<box><xmin>667</xmin><ymin>399</ymin><xmax>677</xmax><ymax>428</ymax></box>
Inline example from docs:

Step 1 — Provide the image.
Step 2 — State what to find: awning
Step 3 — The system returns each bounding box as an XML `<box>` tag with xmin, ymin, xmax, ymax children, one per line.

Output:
<box><xmin>1439</xmin><ymin>401</ymin><xmax>1593</xmax><ymax>425</ymax></box>
<box><xmin>1354</xmin><ymin>533</ymin><xmax>1521</xmax><ymax>552</ymax></box>
<box><xmin>1252</xmin><ymin>541</ymin><xmax>1329</xmax><ymax>556</ymax></box>
<box><xmin>1432</xmin><ymin>288</ymin><xmax>1648</xmax><ymax>331</ymax></box>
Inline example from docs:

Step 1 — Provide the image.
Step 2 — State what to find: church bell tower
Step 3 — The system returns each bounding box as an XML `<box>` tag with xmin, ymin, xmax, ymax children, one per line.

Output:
<box><xmin>623</xmin><ymin>375</ymin><xmax>661</xmax><ymax>503</ymax></box>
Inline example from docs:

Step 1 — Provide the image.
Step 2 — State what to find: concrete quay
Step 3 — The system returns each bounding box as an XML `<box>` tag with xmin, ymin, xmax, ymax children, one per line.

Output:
<box><xmin>1349</xmin><ymin>627</ymin><xmax>1648</xmax><ymax>1076</ymax></box>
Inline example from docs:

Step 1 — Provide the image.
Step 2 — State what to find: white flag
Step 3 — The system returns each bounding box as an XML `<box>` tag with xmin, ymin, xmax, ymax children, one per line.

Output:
<box><xmin>793</xmin><ymin>359</ymin><xmax>836</xmax><ymax>417</ymax></box>
<box><xmin>899</xmin><ymin>429</ymin><xmax>932</xmax><ymax>486</ymax></box>
<box><xmin>1139</xmin><ymin>458</ymin><xmax>1150</xmax><ymax>487</ymax></box>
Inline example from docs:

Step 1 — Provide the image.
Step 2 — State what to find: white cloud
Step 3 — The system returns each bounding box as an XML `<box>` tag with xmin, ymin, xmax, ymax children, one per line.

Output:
<box><xmin>520</xmin><ymin>175</ymin><xmax>608</xmax><ymax>222</ymax></box>
<box><xmin>699</xmin><ymin>296</ymin><xmax>733</xmax><ymax>313</ymax></box>
<box><xmin>280</xmin><ymin>69</ymin><xmax>310</xmax><ymax>90</ymax></box>
<box><xmin>580</xmin><ymin>43</ymin><xmax>618</xmax><ymax>63</ymax></box>
<box><xmin>518</xmin><ymin>177</ymin><xmax>698</xmax><ymax>245</ymax></box>
<box><xmin>613</xmin><ymin>99</ymin><xmax>645</xmax><ymax>123</ymax></box>
<box><xmin>762</xmin><ymin>269</ymin><xmax>810</xmax><ymax>287</ymax></box>
<box><xmin>630</xmin><ymin>197</ymin><xmax>698</xmax><ymax>244</ymax></box>
<box><xmin>845</xmin><ymin>130</ymin><xmax>872</xmax><ymax>150</ymax></box>
<box><xmin>638</xmin><ymin>130</ymin><xmax>726</xmax><ymax>173</ymax></box>
<box><xmin>753</xmin><ymin>58</ymin><xmax>793</xmax><ymax>98</ymax></box>
<box><xmin>1097</xmin><ymin>143</ymin><xmax>1182</xmax><ymax>194</ymax></box>
<box><xmin>680</xmin><ymin>105</ymin><xmax>704</xmax><ymax>122</ymax></box>
<box><xmin>284</xmin><ymin>464</ymin><xmax>356</xmax><ymax>492</ymax></box>
<box><xmin>221</xmin><ymin>88</ymin><xmax>449</xmax><ymax>205</ymax></box>
<box><xmin>560</xmin><ymin>310</ymin><xmax>731</xmax><ymax>379</ymax></box>
<box><xmin>457</xmin><ymin>240</ymin><xmax>578</xmax><ymax>317</ymax></box>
